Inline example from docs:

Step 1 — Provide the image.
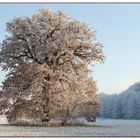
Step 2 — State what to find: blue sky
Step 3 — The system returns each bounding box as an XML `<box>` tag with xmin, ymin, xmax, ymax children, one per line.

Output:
<box><xmin>0</xmin><ymin>4</ymin><xmax>140</xmax><ymax>94</ymax></box>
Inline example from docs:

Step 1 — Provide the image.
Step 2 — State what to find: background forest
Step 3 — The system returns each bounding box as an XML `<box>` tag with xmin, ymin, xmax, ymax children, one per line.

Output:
<box><xmin>99</xmin><ymin>82</ymin><xmax>140</xmax><ymax>119</ymax></box>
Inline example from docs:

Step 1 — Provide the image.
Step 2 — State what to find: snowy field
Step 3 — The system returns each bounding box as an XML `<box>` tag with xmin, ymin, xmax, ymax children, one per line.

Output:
<box><xmin>0</xmin><ymin>116</ymin><xmax>140</xmax><ymax>136</ymax></box>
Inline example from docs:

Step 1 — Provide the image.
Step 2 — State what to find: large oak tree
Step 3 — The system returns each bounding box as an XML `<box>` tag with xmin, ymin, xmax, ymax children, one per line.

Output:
<box><xmin>0</xmin><ymin>9</ymin><xmax>104</xmax><ymax>125</ymax></box>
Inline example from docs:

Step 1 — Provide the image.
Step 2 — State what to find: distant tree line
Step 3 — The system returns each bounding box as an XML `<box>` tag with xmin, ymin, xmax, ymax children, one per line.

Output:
<box><xmin>99</xmin><ymin>82</ymin><xmax>140</xmax><ymax>119</ymax></box>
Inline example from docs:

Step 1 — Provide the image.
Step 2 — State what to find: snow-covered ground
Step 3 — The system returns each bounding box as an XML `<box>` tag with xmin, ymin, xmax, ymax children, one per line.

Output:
<box><xmin>0</xmin><ymin>116</ymin><xmax>140</xmax><ymax>136</ymax></box>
